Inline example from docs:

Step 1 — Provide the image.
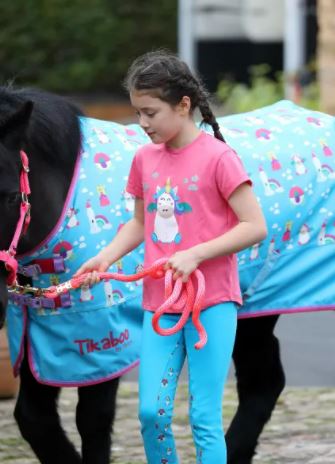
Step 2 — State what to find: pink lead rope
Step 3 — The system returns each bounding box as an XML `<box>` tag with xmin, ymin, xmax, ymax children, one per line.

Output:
<box><xmin>43</xmin><ymin>258</ymin><xmax>208</xmax><ymax>349</ymax></box>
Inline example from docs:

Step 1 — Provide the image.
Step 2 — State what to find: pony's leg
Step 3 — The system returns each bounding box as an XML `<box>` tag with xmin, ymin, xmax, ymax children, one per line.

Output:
<box><xmin>76</xmin><ymin>377</ymin><xmax>120</xmax><ymax>464</ymax></box>
<box><xmin>14</xmin><ymin>354</ymin><xmax>81</xmax><ymax>464</ymax></box>
<box><xmin>226</xmin><ymin>315</ymin><xmax>285</xmax><ymax>464</ymax></box>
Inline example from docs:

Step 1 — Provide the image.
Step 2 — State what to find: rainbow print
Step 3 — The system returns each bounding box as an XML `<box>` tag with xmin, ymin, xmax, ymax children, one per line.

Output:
<box><xmin>112</xmin><ymin>289</ymin><xmax>125</xmax><ymax>304</ymax></box>
<box><xmin>53</xmin><ymin>241</ymin><xmax>73</xmax><ymax>260</ymax></box>
<box><xmin>324</xmin><ymin>234</ymin><xmax>335</xmax><ymax>244</ymax></box>
<box><xmin>268</xmin><ymin>178</ymin><xmax>283</xmax><ymax>192</ymax></box>
<box><xmin>94</xmin><ymin>152</ymin><xmax>112</xmax><ymax>170</ymax></box>
<box><xmin>95</xmin><ymin>215</ymin><xmax>112</xmax><ymax>230</ymax></box>
<box><xmin>255</xmin><ymin>128</ymin><xmax>272</xmax><ymax>140</ymax></box>
<box><xmin>321</xmin><ymin>164</ymin><xmax>335</xmax><ymax>178</ymax></box>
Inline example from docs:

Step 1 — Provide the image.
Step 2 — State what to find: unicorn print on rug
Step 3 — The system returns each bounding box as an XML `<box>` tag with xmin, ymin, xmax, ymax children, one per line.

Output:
<box><xmin>122</xmin><ymin>190</ymin><xmax>135</xmax><ymax>212</ymax></box>
<box><xmin>291</xmin><ymin>154</ymin><xmax>307</xmax><ymax>176</ymax></box>
<box><xmin>249</xmin><ymin>243</ymin><xmax>260</xmax><ymax>261</ymax></box>
<box><xmin>298</xmin><ymin>224</ymin><xmax>311</xmax><ymax>245</ymax></box>
<box><xmin>104</xmin><ymin>280</ymin><xmax>114</xmax><ymax>307</ymax></box>
<box><xmin>318</xmin><ymin>221</ymin><xmax>335</xmax><ymax>246</ymax></box>
<box><xmin>66</xmin><ymin>208</ymin><xmax>80</xmax><ymax>229</ymax></box>
<box><xmin>258</xmin><ymin>166</ymin><xmax>284</xmax><ymax>196</ymax></box>
<box><xmin>85</xmin><ymin>199</ymin><xmax>112</xmax><ymax>234</ymax></box>
<box><xmin>93</xmin><ymin>127</ymin><xmax>110</xmax><ymax>144</ymax></box>
<box><xmin>147</xmin><ymin>178</ymin><xmax>192</xmax><ymax>244</ymax></box>
<box><xmin>80</xmin><ymin>283</ymin><xmax>94</xmax><ymax>302</ymax></box>
<box><xmin>311</xmin><ymin>152</ymin><xmax>335</xmax><ymax>182</ymax></box>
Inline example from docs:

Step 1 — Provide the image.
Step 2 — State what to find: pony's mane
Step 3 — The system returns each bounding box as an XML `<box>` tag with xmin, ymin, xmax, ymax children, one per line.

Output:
<box><xmin>0</xmin><ymin>86</ymin><xmax>84</xmax><ymax>166</ymax></box>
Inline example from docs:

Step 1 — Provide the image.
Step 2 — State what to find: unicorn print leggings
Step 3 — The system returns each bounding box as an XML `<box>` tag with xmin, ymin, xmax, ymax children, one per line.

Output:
<box><xmin>138</xmin><ymin>302</ymin><xmax>237</xmax><ymax>464</ymax></box>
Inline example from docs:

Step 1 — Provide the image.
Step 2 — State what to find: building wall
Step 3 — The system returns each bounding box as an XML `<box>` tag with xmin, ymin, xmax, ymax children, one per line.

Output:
<box><xmin>193</xmin><ymin>1</ymin><xmax>318</xmax><ymax>95</ymax></box>
<box><xmin>194</xmin><ymin>0</ymin><xmax>283</xmax><ymax>41</ymax></box>
<box><xmin>318</xmin><ymin>0</ymin><xmax>335</xmax><ymax>114</ymax></box>
<box><xmin>194</xmin><ymin>0</ymin><xmax>284</xmax><ymax>91</ymax></box>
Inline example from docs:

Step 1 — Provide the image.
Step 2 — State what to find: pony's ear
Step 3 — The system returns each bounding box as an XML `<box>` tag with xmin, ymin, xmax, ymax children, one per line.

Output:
<box><xmin>0</xmin><ymin>101</ymin><xmax>34</xmax><ymax>150</ymax></box>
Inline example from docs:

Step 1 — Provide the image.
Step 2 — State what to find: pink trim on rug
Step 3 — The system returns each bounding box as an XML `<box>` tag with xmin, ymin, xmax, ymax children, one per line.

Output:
<box><xmin>238</xmin><ymin>305</ymin><xmax>335</xmax><ymax>319</ymax></box>
<box><xmin>17</xmin><ymin>151</ymin><xmax>82</xmax><ymax>260</ymax></box>
<box><xmin>27</xmin><ymin>335</ymin><xmax>139</xmax><ymax>387</ymax></box>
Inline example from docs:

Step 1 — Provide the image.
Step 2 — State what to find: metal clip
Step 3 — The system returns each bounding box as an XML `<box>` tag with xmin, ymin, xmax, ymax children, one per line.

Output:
<box><xmin>8</xmin><ymin>283</ymin><xmax>44</xmax><ymax>297</ymax></box>
<box><xmin>21</xmin><ymin>192</ymin><xmax>29</xmax><ymax>204</ymax></box>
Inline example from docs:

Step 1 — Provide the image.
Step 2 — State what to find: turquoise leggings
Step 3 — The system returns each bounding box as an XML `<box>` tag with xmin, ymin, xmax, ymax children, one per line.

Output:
<box><xmin>138</xmin><ymin>302</ymin><xmax>237</xmax><ymax>464</ymax></box>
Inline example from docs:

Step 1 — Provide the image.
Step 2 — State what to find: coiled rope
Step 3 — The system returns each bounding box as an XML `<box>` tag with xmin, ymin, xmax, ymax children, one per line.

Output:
<box><xmin>43</xmin><ymin>258</ymin><xmax>207</xmax><ymax>349</ymax></box>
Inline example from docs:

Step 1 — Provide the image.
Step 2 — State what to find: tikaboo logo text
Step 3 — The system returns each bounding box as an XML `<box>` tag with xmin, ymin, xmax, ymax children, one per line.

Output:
<box><xmin>74</xmin><ymin>329</ymin><xmax>130</xmax><ymax>355</ymax></box>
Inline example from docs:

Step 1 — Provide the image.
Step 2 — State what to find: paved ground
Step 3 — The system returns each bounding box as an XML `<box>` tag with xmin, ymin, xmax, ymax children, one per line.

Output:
<box><xmin>0</xmin><ymin>381</ymin><xmax>334</xmax><ymax>463</ymax></box>
<box><xmin>275</xmin><ymin>312</ymin><xmax>335</xmax><ymax>387</ymax></box>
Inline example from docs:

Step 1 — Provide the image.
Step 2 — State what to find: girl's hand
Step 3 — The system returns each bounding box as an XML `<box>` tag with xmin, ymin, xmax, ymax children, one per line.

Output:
<box><xmin>74</xmin><ymin>252</ymin><xmax>111</xmax><ymax>286</ymax></box>
<box><xmin>165</xmin><ymin>249</ymin><xmax>201</xmax><ymax>282</ymax></box>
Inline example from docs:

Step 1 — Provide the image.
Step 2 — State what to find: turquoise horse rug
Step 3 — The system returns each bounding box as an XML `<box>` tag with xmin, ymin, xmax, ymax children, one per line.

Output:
<box><xmin>7</xmin><ymin>100</ymin><xmax>335</xmax><ymax>386</ymax></box>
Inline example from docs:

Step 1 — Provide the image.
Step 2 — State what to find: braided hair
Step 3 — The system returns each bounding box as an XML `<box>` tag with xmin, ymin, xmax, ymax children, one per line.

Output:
<box><xmin>123</xmin><ymin>50</ymin><xmax>225</xmax><ymax>142</ymax></box>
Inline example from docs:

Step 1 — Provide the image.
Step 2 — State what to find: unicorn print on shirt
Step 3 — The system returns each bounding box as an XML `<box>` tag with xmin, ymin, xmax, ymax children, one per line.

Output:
<box><xmin>147</xmin><ymin>178</ymin><xmax>192</xmax><ymax>244</ymax></box>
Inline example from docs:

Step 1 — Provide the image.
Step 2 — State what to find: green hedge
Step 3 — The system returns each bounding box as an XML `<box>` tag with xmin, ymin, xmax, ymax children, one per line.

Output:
<box><xmin>0</xmin><ymin>0</ymin><xmax>177</xmax><ymax>93</ymax></box>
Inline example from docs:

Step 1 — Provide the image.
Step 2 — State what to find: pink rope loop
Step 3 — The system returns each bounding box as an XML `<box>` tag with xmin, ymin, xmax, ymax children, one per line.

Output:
<box><xmin>192</xmin><ymin>270</ymin><xmax>207</xmax><ymax>350</ymax></box>
<box><xmin>42</xmin><ymin>258</ymin><xmax>208</xmax><ymax>349</ymax></box>
<box><xmin>152</xmin><ymin>277</ymin><xmax>194</xmax><ymax>337</ymax></box>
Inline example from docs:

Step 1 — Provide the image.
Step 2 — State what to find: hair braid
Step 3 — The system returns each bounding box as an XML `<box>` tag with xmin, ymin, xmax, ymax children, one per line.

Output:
<box><xmin>196</xmin><ymin>84</ymin><xmax>225</xmax><ymax>142</ymax></box>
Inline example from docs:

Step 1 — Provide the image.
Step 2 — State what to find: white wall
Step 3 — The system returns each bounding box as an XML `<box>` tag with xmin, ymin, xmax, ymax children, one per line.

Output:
<box><xmin>193</xmin><ymin>0</ymin><xmax>284</xmax><ymax>41</ymax></box>
<box><xmin>243</xmin><ymin>0</ymin><xmax>284</xmax><ymax>42</ymax></box>
<box><xmin>194</xmin><ymin>0</ymin><xmax>244</xmax><ymax>40</ymax></box>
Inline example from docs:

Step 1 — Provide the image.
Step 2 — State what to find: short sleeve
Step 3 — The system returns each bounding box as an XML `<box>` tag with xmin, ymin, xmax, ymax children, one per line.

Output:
<box><xmin>215</xmin><ymin>148</ymin><xmax>252</xmax><ymax>200</ymax></box>
<box><xmin>126</xmin><ymin>151</ymin><xmax>143</xmax><ymax>199</ymax></box>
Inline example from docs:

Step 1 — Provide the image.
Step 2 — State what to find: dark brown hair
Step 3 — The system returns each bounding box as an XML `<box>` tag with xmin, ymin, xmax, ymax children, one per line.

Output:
<box><xmin>124</xmin><ymin>50</ymin><xmax>225</xmax><ymax>142</ymax></box>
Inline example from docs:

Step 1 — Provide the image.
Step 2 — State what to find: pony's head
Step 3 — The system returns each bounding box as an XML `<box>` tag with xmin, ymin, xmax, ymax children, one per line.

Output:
<box><xmin>0</xmin><ymin>86</ymin><xmax>82</xmax><ymax>327</ymax></box>
<box><xmin>0</xmin><ymin>90</ymin><xmax>33</xmax><ymax>326</ymax></box>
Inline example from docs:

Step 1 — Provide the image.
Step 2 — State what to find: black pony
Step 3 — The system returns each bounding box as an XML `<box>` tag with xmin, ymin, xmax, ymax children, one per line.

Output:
<box><xmin>0</xmin><ymin>87</ymin><xmax>120</xmax><ymax>464</ymax></box>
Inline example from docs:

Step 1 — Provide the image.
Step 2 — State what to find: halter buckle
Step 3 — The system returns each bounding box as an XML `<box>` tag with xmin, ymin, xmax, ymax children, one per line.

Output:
<box><xmin>8</xmin><ymin>283</ymin><xmax>44</xmax><ymax>297</ymax></box>
<box><xmin>21</xmin><ymin>192</ymin><xmax>29</xmax><ymax>204</ymax></box>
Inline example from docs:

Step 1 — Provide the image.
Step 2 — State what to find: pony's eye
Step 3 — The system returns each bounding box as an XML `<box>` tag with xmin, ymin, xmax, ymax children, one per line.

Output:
<box><xmin>6</xmin><ymin>192</ymin><xmax>20</xmax><ymax>205</ymax></box>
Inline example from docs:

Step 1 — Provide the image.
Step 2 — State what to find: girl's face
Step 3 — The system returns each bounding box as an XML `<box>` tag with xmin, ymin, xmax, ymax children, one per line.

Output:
<box><xmin>130</xmin><ymin>90</ymin><xmax>189</xmax><ymax>146</ymax></box>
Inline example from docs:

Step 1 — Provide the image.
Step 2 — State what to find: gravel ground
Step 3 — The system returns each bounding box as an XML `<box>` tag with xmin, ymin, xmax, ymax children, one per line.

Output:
<box><xmin>0</xmin><ymin>381</ymin><xmax>334</xmax><ymax>463</ymax></box>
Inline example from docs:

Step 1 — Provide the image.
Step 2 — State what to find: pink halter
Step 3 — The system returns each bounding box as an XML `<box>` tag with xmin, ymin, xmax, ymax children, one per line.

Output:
<box><xmin>0</xmin><ymin>150</ymin><xmax>31</xmax><ymax>285</ymax></box>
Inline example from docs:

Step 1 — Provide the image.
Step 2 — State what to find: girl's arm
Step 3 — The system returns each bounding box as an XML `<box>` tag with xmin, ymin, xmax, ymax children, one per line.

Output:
<box><xmin>193</xmin><ymin>182</ymin><xmax>267</xmax><ymax>261</ymax></box>
<box><xmin>168</xmin><ymin>183</ymin><xmax>267</xmax><ymax>280</ymax></box>
<box><xmin>75</xmin><ymin>198</ymin><xmax>144</xmax><ymax>279</ymax></box>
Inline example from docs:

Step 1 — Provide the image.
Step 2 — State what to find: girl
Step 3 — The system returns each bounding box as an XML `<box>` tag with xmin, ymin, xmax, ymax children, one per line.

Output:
<box><xmin>76</xmin><ymin>50</ymin><xmax>267</xmax><ymax>463</ymax></box>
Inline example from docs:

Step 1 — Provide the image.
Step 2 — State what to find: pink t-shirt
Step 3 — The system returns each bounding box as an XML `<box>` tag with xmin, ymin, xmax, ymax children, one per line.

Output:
<box><xmin>126</xmin><ymin>130</ymin><xmax>251</xmax><ymax>311</ymax></box>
